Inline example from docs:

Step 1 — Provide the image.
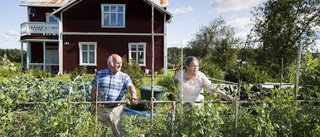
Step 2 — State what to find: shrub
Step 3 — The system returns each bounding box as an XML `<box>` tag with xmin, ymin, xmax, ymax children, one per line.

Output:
<box><xmin>199</xmin><ymin>58</ymin><xmax>224</xmax><ymax>80</ymax></box>
<box><xmin>299</xmin><ymin>54</ymin><xmax>320</xmax><ymax>99</ymax></box>
<box><xmin>121</xmin><ymin>55</ymin><xmax>143</xmax><ymax>88</ymax></box>
<box><xmin>25</xmin><ymin>67</ymin><xmax>50</xmax><ymax>78</ymax></box>
<box><xmin>70</xmin><ymin>66</ymin><xmax>87</xmax><ymax>80</ymax></box>
<box><xmin>156</xmin><ymin>75</ymin><xmax>179</xmax><ymax>100</ymax></box>
<box><xmin>235</xmin><ymin>64</ymin><xmax>271</xmax><ymax>84</ymax></box>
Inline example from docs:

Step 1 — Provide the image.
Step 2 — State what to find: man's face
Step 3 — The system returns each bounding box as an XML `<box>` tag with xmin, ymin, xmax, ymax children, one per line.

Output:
<box><xmin>110</xmin><ymin>56</ymin><xmax>122</xmax><ymax>72</ymax></box>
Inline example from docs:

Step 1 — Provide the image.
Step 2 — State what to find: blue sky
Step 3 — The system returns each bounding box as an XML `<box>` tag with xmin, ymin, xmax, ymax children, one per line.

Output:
<box><xmin>0</xmin><ymin>0</ymin><xmax>319</xmax><ymax>50</ymax></box>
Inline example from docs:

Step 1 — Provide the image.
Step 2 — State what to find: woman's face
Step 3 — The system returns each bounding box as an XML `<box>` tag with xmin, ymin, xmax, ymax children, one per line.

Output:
<box><xmin>186</xmin><ymin>60</ymin><xmax>199</xmax><ymax>74</ymax></box>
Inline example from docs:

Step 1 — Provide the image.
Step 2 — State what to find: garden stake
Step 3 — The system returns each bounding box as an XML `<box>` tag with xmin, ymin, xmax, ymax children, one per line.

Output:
<box><xmin>68</xmin><ymin>81</ymin><xmax>72</xmax><ymax>113</ymax></box>
<box><xmin>171</xmin><ymin>101</ymin><xmax>176</xmax><ymax>137</ymax></box>
<box><xmin>95</xmin><ymin>76</ymin><xmax>99</xmax><ymax>136</ymax></box>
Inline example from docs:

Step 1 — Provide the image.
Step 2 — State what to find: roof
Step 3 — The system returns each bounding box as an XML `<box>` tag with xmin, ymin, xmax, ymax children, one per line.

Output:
<box><xmin>20</xmin><ymin>0</ymin><xmax>73</xmax><ymax>7</ymax></box>
<box><xmin>21</xmin><ymin>0</ymin><xmax>172</xmax><ymax>22</ymax></box>
<box><xmin>151</xmin><ymin>0</ymin><xmax>169</xmax><ymax>8</ymax></box>
<box><xmin>20</xmin><ymin>0</ymin><xmax>169</xmax><ymax>8</ymax></box>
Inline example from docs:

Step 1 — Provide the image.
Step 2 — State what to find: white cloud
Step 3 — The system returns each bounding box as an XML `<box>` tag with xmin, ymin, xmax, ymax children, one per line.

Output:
<box><xmin>226</xmin><ymin>18</ymin><xmax>253</xmax><ymax>40</ymax></box>
<box><xmin>168</xmin><ymin>6</ymin><xmax>193</xmax><ymax>14</ymax></box>
<box><xmin>0</xmin><ymin>30</ymin><xmax>21</xmax><ymax>49</ymax></box>
<box><xmin>211</xmin><ymin>0</ymin><xmax>263</xmax><ymax>12</ymax></box>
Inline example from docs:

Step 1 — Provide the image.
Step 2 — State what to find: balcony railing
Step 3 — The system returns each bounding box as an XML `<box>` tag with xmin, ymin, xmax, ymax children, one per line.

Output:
<box><xmin>21</xmin><ymin>22</ymin><xmax>59</xmax><ymax>36</ymax></box>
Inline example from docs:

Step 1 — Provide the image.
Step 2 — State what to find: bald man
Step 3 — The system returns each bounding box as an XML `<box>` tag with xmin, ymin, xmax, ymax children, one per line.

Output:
<box><xmin>91</xmin><ymin>54</ymin><xmax>138</xmax><ymax>137</ymax></box>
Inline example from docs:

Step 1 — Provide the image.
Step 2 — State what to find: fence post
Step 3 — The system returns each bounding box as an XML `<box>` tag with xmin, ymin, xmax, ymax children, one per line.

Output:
<box><xmin>294</xmin><ymin>38</ymin><xmax>302</xmax><ymax>103</ymax></box>
<box><xmin>171</xmin><ymin>101</ymin><xmax>176</xmax><ymax>137</ymax></box>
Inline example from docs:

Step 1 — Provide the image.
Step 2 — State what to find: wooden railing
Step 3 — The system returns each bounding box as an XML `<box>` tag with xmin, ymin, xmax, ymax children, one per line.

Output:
<box><xmin>21</xmin><ymin>22</ymin><xmax>59</xmax><ymax>36</ymax></box>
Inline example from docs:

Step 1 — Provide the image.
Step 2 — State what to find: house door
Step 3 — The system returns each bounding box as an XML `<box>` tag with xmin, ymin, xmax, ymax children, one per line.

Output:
<box><xmin>45</xmin><ymin>46</ymin><xmax>59</xmax><ymax>73</ymax></box>
<box><xmin>45</xmin><ymin>46</ymin><xmax>59</xmax><ymax>63</ymax></box>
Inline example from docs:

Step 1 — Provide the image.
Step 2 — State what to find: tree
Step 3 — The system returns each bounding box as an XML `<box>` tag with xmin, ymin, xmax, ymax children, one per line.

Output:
<box><xmin>251</xmin><ymin>0</ymin><xmax>320</xmax><ymax>77</ymax></box>
<box><xmin>186</xmin><ymin>17</ymin><xmax>240</xmax><ymax>71</ymax></box>
<box><xmin>0</xmin><ymin>48</ymin><xmax>26</xmax><ymax>63</ymax></box>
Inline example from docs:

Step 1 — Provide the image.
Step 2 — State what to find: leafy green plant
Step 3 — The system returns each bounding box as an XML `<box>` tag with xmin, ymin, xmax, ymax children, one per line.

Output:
<box><xmin>70</xmin><ymin>66</ymin><xmax>87</xmax><ymax>80</ymax></box>
<box><xmin>299</xmin><ymin>54</ymin><xmax>320</xmax><ymax>99</ymax></box>
<box><xmin>156</xmin><ymin>75</ymin><xmax>179</xmax><ymax>100</ymax></box>
<box><xmin>121</xmin><ymin>55</ymin><xmax>143</xmax><ymax>89</ymax></box>
<box><xmin>199</xmin><ymin>57</ymin><xmax>224</xmax><ymax>80</ymax></box>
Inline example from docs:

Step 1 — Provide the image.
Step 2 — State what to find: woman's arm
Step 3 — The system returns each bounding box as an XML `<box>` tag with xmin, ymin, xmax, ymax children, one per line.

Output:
<box><xmin>214</xmin><ymin>88</ymin><xmax>232</xmax><ymax>102</ymax></box>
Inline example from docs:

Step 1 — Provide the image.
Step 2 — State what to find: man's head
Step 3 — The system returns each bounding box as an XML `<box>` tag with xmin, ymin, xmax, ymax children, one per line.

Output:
<box><xmin>107</xmin><ymin>54</ymin><xmax>122</xmax><ymax>73</ymax></box>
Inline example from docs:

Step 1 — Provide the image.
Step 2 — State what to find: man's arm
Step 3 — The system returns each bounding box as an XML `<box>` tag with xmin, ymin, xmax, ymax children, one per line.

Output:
<box><xmin>127</xmin><ymin>83</ymin><xmax>138</xmax><ymax>105</ymax></box>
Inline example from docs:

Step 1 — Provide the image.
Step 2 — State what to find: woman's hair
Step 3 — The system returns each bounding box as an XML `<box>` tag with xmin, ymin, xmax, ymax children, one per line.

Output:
<box><xmin>183</xmin><ymin>56</ymin><xmax>199</xmax><ymax>70</ymax></box>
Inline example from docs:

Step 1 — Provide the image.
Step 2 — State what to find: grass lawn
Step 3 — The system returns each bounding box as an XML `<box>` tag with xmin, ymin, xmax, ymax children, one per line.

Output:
<box><xmin>46</xmin><ymin>69</ymin><xmax>176</xmax><ymax>86</ymax></box>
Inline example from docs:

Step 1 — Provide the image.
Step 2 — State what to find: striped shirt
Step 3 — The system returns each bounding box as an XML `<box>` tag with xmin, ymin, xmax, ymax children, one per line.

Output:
<box><xmin>91</xmin><ymin>69</ymin><xmax>132</xmax><ymax>106</ymax></box>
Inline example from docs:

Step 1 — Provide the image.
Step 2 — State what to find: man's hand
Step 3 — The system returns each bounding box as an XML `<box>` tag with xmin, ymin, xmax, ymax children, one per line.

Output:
<box><xmin>131</xmin><ymin>98</ymin><xmax>139</xmax><ymax>106</ymax></box>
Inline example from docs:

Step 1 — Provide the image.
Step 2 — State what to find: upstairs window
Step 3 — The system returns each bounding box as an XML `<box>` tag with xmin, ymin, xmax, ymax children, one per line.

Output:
<box><xmin>101</xmin><ymin>4</ymin><xmax>125</xmax><ymax>28</ymax></box>
<box><xmin>128</xmin><ymin>43</ymin><xmax>146</xmax><ymax>66</ymax></box>
<box><xmin>79</xmin><ymin>42</ymin><xmax>97</xmax><ymax>66</ymax></box>
<box><xmin>46</xmin><ymin>13</ymin><xmax>58</xmax><ymax>23</ymax></box>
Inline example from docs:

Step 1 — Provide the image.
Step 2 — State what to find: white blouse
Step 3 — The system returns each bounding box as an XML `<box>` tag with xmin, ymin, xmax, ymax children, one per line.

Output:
<box><xmin>173</xmin><ymin>69</ymin><xmax>215</xmax><ymax>102</ymax></box>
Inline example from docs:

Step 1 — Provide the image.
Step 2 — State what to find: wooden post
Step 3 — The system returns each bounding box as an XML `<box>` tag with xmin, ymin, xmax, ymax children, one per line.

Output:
<box><xmin>95</xmin><ymin>76</ymin><xmax>99</xmax><ymax>136</ymax></box>
<box><xmin>234</xmin><ymin>74</ymin><xmax>241</xmax><ymax>137</ymax></box>
<box><xmin>294</xmin><ymin>38</ymin><xmax>302</xmax><ymax>102</ymax></box>
<box><xmin>280</xmin><ymin>58</ymin><xmax>283</xmax><ymax>88</ymax></box>
<box><xmin>150</xmin><ymin>3</ymin><xmax>155</xmax><ymax>132</ymax></box>
<box><xmin>171</xmin><ymin>101</ymin><xmax>176</xmax><ymax>137</ymax></box>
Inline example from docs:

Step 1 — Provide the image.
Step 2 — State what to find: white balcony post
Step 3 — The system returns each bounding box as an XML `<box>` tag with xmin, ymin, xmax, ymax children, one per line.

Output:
<box><xmin>27</xmin><ymin>42</ymin><xmax>30</xmax><ymax>69</ymax></box>
<box><xmin>43</xmin><ymin>22</ymin><xmax>45</xmax><ymax>35</ymax></box>
<box><xmin>21</xmin><ymin>42</ymin><xmax>24</xmax><ymax>69</ymax></box>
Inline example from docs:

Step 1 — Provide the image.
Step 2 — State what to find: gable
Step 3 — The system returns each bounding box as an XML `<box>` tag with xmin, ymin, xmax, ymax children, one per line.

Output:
<box><xmin>50</xmin><ymin>0</ymin><xmax>172</xmax><ymax>22</ymax></box>
<box><xmin>20</xmin><ymin>0</ymin><xmax>73</xmax><ymax>7</ymax></box>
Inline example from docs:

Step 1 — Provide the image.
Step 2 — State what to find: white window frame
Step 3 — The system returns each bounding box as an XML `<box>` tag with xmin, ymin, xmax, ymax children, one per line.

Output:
<box><xmin>79</xmin><ymin>42</ymin><xmax>97</xmax><ymax>66</ymax></box>
<box><xmin>128</xmin><ymin>43</ymin><xmax>146</xmax><ymax>67</ymax></box>
<box><xmin>101</xmin><ymin>4</ymin><xmax>126</xmax><ymax>28</ymax></box>
<box><xmin>46</xmin><ymin>13</ymin><xmax>58</xmax><ymax>23</ymax></box>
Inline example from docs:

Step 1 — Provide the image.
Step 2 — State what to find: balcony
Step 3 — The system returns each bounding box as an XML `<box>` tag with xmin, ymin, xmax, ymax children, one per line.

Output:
<box><xmin>21</xmin><ymin>22</ymin><xmax>59</xmax><ymax>36</ymax></box>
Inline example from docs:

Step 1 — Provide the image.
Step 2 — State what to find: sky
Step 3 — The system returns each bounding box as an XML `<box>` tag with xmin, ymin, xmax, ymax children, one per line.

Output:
<box><xmin>0</xmin><ymin>0</ymin><xmax>319</xmax><ymax>50</ymax></box>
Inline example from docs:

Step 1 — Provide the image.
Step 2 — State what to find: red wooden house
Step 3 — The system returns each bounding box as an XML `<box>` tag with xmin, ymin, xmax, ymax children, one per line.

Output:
<box><xmin>20</xmin><ymin>0</ymin><xmax>172</xmax><ymax>74</ymax></box>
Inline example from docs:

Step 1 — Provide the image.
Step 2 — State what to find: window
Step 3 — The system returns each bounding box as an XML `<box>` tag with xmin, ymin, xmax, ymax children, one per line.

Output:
<box><xmin>79</xmin><ymin>42</ymin><xmax>97</xmax><ymax>66</ymax></box>
<box><xmin>46</xmin><ymin>13</ymin><xmax>58</xmax><ymax>23</ymax></box>
<box><xmin>128</xmin><ymin>43</ymin><xmax>146</xmax><ymax>66</ymax></box>
<box><xmin>101</xmin><ymin>4</ymin><xmax>125</xmax><ymax>27</ymax></box>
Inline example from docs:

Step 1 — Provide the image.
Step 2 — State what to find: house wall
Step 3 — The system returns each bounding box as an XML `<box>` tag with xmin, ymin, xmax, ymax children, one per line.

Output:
<box><xmin>31</xmin><ymin>42</ymin><xmax>43</xmax><ymax>63</ymax></box>
<box><xmin>62</xmin><ymin>35</ymin><xmax>164</xmax><ymax>73</ymax></box>
<box><xmin>30</xmin><ymin>42</ymin><xmax>59</xmax><ymax>63</ymax></box>
<box><xmin>29</xmin><ymin>7</ymin><xmax>59</xmax><ymax>22</ymax></box>
<box><xmin>62</xmin><ymin>0</ymin><xmax>165</xmax><ymax>33</ymax></box>
<box><xmin>61</xmin><ymin>0</ymin><xmax>167</xmax><ymax>74</ymax></box>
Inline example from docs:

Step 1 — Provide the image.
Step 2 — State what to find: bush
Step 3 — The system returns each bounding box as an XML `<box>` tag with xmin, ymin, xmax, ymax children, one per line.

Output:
<box><xmin>299</xmin><ymin>54</ymin><xmax>320</xmax><ymax>99</ymax></box>
<box><xmin>121</xmin><ymin>55</ymin><xmax>143</xmax><ymax>88</ymax></box>
<box><xmin>199</xmin><ymin>57</ymin><xmax>224</xmax><ymax>80</ymax></box>
<box><xmin>25</xmin><ymin>67</ymin><xmax>50</xmax><ymax>78</ymax></box>
<box><xmin>234</xmin><ymin>64</ymin><xmax>271</xmax><ymax>84</ymax></box>
<box><xmin>70</xmin><ymin>66</ymin><xmax>87</xmax><ymax>80</ymax></box>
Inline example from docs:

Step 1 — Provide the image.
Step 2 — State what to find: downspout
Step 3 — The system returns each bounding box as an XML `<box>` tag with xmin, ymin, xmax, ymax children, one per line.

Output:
<box><xmin>163</xmin><ymin>14</ymin><xmax>168</xmax><ymax>75</ymax></box>
<box><xmin>58</xmin><ymin>12</ymin><xmax>63</xmax><ymax>74</ymax></box>
<box><xmin>43</xmin><ymin>41</ymin><xmax>46</xmax><ymax>71</ymax></box>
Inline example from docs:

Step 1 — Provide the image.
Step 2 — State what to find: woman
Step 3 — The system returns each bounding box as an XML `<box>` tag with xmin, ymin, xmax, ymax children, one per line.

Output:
<box><xmin>174</xmin><ymin>56</ymin><xmax>231</xmax><ymax>108</ymax></box>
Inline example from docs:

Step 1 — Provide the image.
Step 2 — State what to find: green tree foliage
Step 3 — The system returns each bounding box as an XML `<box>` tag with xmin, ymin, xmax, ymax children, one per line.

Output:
<box><xmin>167</xmin><ymin>47</ymin><xmax>183</xmax><ymax>69</ymax></box>
<box><xmin>299</xmin><ymin>54</ymin><xmax>320</xmax><ymax>99</ymax></box>
<box><xmin>0</xmin><ymin>48</ymin><xmax>26</xmax><ymax>63</ymax></box>
<box><xmin>186</xmin><ymin>17</ymin><xmax>240</xmax><ymax>71</ymax></box>
<box><xmin>199</xmin><ymin>55</ymin><xmax>224</xmax><ymax>80</ymax></box>
<box><xmin>251</xmin><ymin>0</ymin><xmax>320</xmax><ymax>77</ymax></box>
